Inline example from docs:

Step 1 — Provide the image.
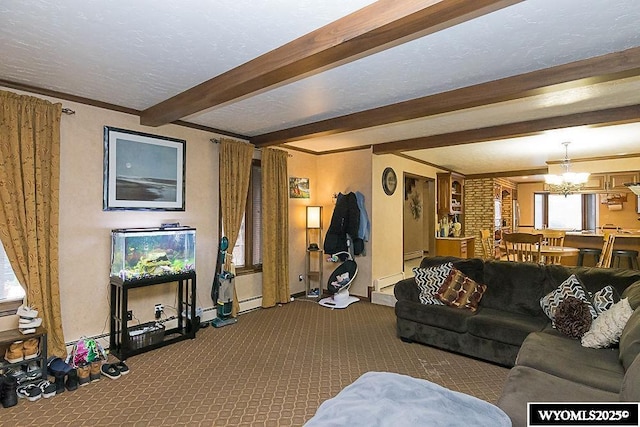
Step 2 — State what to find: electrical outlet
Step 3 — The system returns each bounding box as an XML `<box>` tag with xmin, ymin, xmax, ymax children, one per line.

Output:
<box><xmin>127</xmin><ymin>310</ymin><xmax>133</xmax><ymax>321</ymax></box>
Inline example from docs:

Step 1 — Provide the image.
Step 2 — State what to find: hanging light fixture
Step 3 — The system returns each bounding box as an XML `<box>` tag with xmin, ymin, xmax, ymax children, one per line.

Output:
<box><xmin>544</xmin><ymin>142</ymin><xmax>590</xmax><ymax>197</ymax></box>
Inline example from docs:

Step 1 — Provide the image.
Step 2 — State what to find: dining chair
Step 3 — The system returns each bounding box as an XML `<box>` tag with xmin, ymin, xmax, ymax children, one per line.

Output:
<box><xmin>502</xmin><ymin>232</ymin><xmax>543</xmax><ymax>263</ymax></box>
<box><xmin>540</xmin><ymin>229</ymin><xmax>566</xmax><ymax>265</ymax></box>
<box><xmin>595</xmin><ymin>232</ymin><xmax>616</xmax><ymax>268</ymax></box>
<box><xmin>480</xmin><ymin>229</ymin><xmax>496</xmax><ymax>260</ymax></box>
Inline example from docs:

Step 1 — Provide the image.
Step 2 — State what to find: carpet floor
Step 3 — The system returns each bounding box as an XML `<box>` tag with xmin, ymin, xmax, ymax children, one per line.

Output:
<box><xmin>0</xmin><ymin>300</ymin><xmax>509</xmax><ymax>426</ymax></box>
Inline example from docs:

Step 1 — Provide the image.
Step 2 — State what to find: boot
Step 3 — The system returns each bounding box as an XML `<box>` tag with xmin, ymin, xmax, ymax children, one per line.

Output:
<box><xmin>90</xmin><ymin>361</ymin><xmax>102</xmax><ymax>382</ymax></box>
<box><xmin>1</xmin><ymin>375</ymin><xmax>18</xmax><ymax>408</ymax></box>
<box><xmin>65</xmin><ymin>368</ymin><xmax>79</xmax><ymax>391</ymax></box>
<box><xmin>23</xmin><ymin>337</ymin><xmax>40</xmax><ymax>360</ymax></box>
<box><xmin>53</xmin><ymin>372</ymin><xmax>65</xmax><ymax>395</ymax></box>
<box><xmin>77</xmin><ymin>364</ymin><xmax>91</xmax><ymax>386</ymax></box>
<box><xmin>4</xmin><ymin>341</ymin><xmax>24</xmax><ymax>364</ymax></box>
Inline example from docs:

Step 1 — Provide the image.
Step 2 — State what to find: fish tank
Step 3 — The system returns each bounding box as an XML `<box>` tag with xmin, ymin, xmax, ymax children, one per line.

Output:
<box><xmin>110</xmin><ymin>226</ymin><xmax>195</xmax><ymax>282</ymax></box>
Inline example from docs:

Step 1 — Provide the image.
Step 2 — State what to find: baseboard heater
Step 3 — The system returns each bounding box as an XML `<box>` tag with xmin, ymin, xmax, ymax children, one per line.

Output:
<box><xmin>374</xmin><ymin>272</ymin><xmax>405</xmax><ymax>292</ymax></box>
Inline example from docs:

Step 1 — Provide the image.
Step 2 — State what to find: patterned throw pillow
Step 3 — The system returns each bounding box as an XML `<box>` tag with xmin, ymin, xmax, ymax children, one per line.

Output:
<box><xmin>435</xmin><ymin>267</ymin><xmax>487</xmax><ymax>312</ymax></box>
<box><xmin>554</xmin><ymin>296</ymin><xmax>593</xmax><ymax>339</ymax></box>
<box><xmin>540</xmin><ymin>274</ymin><xmax>597</xmax><ymax>324</ymax></box>
<box><xmin>591</xmin><ymin>285</ymin><xmax>621</xmax><ymax>315</ymax></box>
<box><xmin>581</xmin><ymin>298</ymin><xmax>634</xmax><ymax>348</ymax></box>
<box><xmin>413</xmin><ymin>263</ymin><xmax>453</xmax><ymax>305</ymax></box>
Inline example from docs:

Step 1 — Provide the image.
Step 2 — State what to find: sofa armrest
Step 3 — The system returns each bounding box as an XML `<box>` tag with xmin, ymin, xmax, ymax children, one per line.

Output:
<box><xmin>394</xmin><ymin>278</ymin><xmax>420</xmax><ymax>302</ymax></box>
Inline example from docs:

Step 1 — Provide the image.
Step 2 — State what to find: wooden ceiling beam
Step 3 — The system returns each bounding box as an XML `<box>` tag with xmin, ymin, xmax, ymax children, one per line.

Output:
<box><xmin>140</xmin><ymin>0</ymin><xmax>521</xmax><ymax>126</ymax></box>
<box><xmin>252</xmin><ymin>46</ymin><xmax>640</xmax><ymax>146</ymax></box>
<box><xmin>372</xmin><ymin>105</ymin><xmax>640</xmax><ymax>154</ymax></box>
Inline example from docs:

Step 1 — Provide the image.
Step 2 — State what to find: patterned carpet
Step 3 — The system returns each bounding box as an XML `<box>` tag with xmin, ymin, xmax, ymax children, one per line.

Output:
<box><xmin>0</xmin><ymin>300</ymin><xmax>509</xmax><ymax>426</ymax></box>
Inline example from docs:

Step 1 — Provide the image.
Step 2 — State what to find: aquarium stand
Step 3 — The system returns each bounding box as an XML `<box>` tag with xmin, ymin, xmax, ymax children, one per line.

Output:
<box><xmin>109</xmin><ymin>272</ymin><xmax>197</xmax><ymax>360</ymax></box>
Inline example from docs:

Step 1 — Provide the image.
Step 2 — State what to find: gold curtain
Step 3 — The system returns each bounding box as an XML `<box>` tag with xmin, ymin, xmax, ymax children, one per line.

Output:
<box><xmin>261</xmin><ymin>148</ymin><xmax>289</xmax><ymax>308</ymax></box>
<box><xmin>219</xmin><ymin>138</ymin><xmax>254</xmax><ymax>317</ymax></box>
<box><xmin>0</xmin><ymin>90</ymin><xmax>65</xmax><ymax>357</ymax></box>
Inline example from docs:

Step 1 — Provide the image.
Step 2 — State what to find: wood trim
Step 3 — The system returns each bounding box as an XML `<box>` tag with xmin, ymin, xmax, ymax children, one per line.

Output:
<box><xmin>252</xmin><ymin>47</ymin><xmax>640</xmax><ymax>146</ymax></box>
<box><xmin>547</xmin><ymin>151</ymin><xmax>640</xmax><ymax>164</ymax></box>
<box><xmin>372</xmin><ymin>105</ymin><xmax>640</xmax><ymax>154</ymax></box>
<box><xmin>139</xmin><ymin>0</ymin><xmax>521</xmax><ymax>127</ymax></box>
<box><xmin>465</xmin><ymin>168</ymin><xmax>549</xmax><ymax>179</ymax></box>
<box><xmin>0</xmin><ymin>79</ymin><xmax>251</xmax><ymax>140</ymax></box>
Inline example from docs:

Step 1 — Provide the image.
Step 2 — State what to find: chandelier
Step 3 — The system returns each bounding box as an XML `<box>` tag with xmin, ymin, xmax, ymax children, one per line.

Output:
<box><xmin>544</xmin><ymin>142</ymin><xmax>590</xmax><ymax>197</ymax></box>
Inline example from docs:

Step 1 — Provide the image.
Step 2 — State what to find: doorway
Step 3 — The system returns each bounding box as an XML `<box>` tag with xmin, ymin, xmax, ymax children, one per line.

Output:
<box><xmin>403</xmin><ymin>173</ymin><xmax>435</xmax><ymax>275</ymax></box>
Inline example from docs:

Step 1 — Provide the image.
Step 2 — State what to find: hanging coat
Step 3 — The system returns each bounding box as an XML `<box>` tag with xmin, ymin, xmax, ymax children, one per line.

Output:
<box><xmin>324</xmin><ymin>192</ymin><xmax>360</xmax><ymax>256</ymax></box>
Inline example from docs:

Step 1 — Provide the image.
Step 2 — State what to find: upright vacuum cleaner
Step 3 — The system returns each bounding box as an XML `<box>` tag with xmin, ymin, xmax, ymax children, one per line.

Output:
<box><xmin>211</xmin><ymin>236</ymin><xmax>238</xmax><ymax>328</ymax></box>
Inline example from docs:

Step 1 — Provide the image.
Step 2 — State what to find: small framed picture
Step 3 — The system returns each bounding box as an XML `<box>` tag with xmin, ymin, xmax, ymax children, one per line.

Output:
<box><xmin>289</xmin><ymin>177</ymin><xmax>310</xmax><ymax>199</ymax></box>
<box><xmin>103</xmin><ymin>126</ymin><xmax>186</xmax><ymax>211</ymax></box>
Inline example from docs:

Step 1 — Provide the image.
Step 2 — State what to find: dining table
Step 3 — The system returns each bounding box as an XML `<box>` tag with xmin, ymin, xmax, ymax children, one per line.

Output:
<box><xmin>540</xmin><ymin>245</ymin><xmax>580</xmax><ymax>265</ymax></box>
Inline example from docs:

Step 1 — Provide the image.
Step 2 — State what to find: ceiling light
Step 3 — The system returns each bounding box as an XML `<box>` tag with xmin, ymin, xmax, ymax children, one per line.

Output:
<box><xmin>544</xmin><ymin>142</ymin><xmax>590</xmax><ymax>197</ymax></box>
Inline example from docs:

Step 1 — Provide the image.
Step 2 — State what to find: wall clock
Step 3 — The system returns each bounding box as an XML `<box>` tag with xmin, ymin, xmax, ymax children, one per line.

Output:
<box><xmin>382</xmin><ymin>167</ymin><xmax>397</xmax><ymax>195</ymax></box>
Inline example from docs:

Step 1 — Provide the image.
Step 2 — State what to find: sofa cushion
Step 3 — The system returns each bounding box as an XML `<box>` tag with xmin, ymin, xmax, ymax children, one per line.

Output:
<box><xmin>467</xmin><ymin>308</ymin><xmax>547</xmax><ymax>346</ymax></box>
<box><xmin>582</xmin><ymin>298</ymin><xmax>633</xmax><ymax>349</ymax></box>
<box><xmin>497</xmin><ymin>366</ymin><xmax>619</xmax><ymax>427</ymax></box>
<box><xmin>516</xmin><ymin>332</ymin><xmax>624</xmax><ymax>393</ymax></box>
<box><xmin>620</xmin><ymin>353</ymin><xmax>640</xmax><ymax>402</ymax></box>
<box><xmin>619</xmin><ymin>307</ymin><xmax>640</xmax><ymax>371</ymax></box>
<box><xmin>622</xmin><ymin>280</ymin><xmax>640</xmax><ymax>310</ymax></box>
<box><xmin>419</xmin><ymin>257</ymin><xmax>484</xmax><ymax>284</ymax></box>
<box><xmin>591</xmin><ymin>285</ymin><xmax>620</xmax><ymax>315</ymax></box>
<box><xmin>435</xmin><ymin>267</ymin><xmax>486</xmax><ymax>312</ymax></box>
<box><xmin>540</xmin><ymin>274</ymin><xmax>596</xmax><ymax>324</ymax></box>
<box><xmin>481</xmin><ymin>261</ymin><xmax>548</xmax><ymax>317</ymax></box>
<box><xmin>554</xmin><ymin>296</ymin><xmax>592</xmax><ymax>339</ymax></box>
<box><xmin>413</xmin><ymin>263</ymin><xmax>451</xmax><ymax>306</ymax></box>
<box><xmin>394</xmin><ymin>300</ymin><xmax>473</xmax><ymax>333</ymax></box>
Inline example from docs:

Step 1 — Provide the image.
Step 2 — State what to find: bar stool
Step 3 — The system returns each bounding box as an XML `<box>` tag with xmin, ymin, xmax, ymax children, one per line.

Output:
<box><xmin>611</xmin><ymin>249</ymin><xmax>640</xmax><ymax>270</ymax></box>
<box><xmin>577</xmin><ymin>248</ymin><xmax>602</xmax><ymax>266</ymax></box>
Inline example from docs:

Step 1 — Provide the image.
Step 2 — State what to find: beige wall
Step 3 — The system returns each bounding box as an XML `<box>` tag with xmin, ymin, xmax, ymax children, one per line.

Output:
<box><xmin>316</xmin><ymin>149</ymin><xmax>373</xmax><ymax>298</ymax></box>
<box><xmin>1</xmin><ymin>86</ymin><xmax>221</xmax><ymax>343</ymax></box>
<box><xmin>372</xmin><ymin>154</ymin><xmax>440</xmax><ymax>286</ymax></box>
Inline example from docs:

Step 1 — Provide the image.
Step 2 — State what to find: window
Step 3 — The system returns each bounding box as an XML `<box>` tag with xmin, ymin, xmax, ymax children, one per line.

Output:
<box><xmin>231</xmin><ymin>160</ymin><xmax>262</xmax><ymax>271</ymax></box>
<box><xmin>1</xmin><ymin>242</ymin><xmax>25</xmax><ymax>314</ymax></box>
<box><xmin>534</xmin><ymin>193</ymin><xmax>597</xmax><ymax>230</ymax></box>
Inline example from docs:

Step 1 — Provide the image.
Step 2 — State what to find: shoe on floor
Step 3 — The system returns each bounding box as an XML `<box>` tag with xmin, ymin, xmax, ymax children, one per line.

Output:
<box><xmin>100</xmin><ymin>364</ymin><xmax>121</xmax><ymax>380</ymax></box>
<box><xmin>77</xmin><ymin>364</ymin><xmax>91</xmax><ymax>386</ymax></box>
<box><xmin>65</xmin><ymin>368</ymin><xmax>79</xmax><ymax>391</ymax></box>
<box><xmin>1</xmin><ymin>376</ymin><xmax>18</xmax><ymax>408</ymax></box>
<box><xmin>16</xmin><ymin>305</ymin><xmax>38</xmax><ymax>319</ymax></box>
<box><xmin>89</xmin><ymin>360</ymin><xmax>102</xmax><ymax>382</ymax></box>
<box><xmin>36</xmin><ymin>380</ymin><xmax>56</xmax><ymax>398</ymax></box>
<box><xmin>17</xmin><ymin>383</ymin><xmax>42</xmax><ymax>402</ymax></box>
<box><xmin>4</xmin><ymin>341</ymin><xmax>24</xmax><ymax>363</ymax></box>
<box><xmin>114</xmin><ymin>361</ymin><xmax>129</xmax><ymax>375</ymax></box>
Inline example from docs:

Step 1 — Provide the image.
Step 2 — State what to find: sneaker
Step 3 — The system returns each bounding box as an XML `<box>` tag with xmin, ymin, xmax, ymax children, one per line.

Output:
<box><xmin>114</xmin><ymin>361</ymin><xmax>130</xmax><ymax>375</ymax></box>
<box><xmin>19</xmin><ymin>327</ymin><xmax>36</xmax><ymax>335</ymax></box>
<box><xmin>77</xmin><ymin>364</ymin><xmax>91</xmax><ymax>386</ymax></box>
<box><xmin>16</xmin><ymin>305</ymin><xmax>38</xmax><ymax>319</ymax></box>
<box><xmin>24</xmin><ymin>361</ymin><xmax>41</xmax><ymax>381</ymax></box>
<box><xmin>36</xmin><ymin>380</ymin><xmax>56</xmax><ymax>398</ymax></box>
<box><xmin>23</xmin><ymin>338</ymin><xmax>40</xmax><ymax>360</ymax></box>
<box><xmin>4</xmin><ymin>367</ymin><xmax>27</xmax><ymax>383</ymax></box>
<box><xmin>100</xmin><ymin>363</ymin><xmax>121</xmax><ymax>380</ymax></box>
<box><xmin>17</xmin><ymin>383</ymin><xmax>42</xmax><ymax>402</ymax></box>
<box><xmin>19</xmin><ymin>317</ymin><xmax>42</xmax><ymax>329</ymax></box>
<box><xmin>4</xmin><ymin>341</ymin><xmax>24</xmax><ymax>363</ymax></box>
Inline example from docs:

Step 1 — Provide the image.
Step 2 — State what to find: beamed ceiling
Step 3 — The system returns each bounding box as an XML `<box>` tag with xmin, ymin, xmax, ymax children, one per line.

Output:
<box><xmin>2</xmin><ymin>0</ymin><xmax>640</xmax><ymax>178</ymax></box>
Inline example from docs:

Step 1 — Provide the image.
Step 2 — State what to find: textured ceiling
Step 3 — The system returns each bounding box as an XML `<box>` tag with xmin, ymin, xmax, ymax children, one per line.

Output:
<box><xmin>2</xmin><ymin>0</ymin><xmax>640</xmax><ymax>176</ymax></box>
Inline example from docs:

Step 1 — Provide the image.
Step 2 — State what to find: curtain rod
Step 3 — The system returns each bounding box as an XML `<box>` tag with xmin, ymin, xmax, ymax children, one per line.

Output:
<box><xmin>210</xmin><ymin>138</ymin><xmax>293</xmax><ymax>157</ymax></box>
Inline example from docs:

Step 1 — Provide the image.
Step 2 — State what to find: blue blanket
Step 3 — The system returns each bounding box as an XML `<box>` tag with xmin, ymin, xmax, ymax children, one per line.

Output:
<box><xmin>305</xmin><ymin>372</ymin><xmax>511</xmax><ymax>427</ymax></box>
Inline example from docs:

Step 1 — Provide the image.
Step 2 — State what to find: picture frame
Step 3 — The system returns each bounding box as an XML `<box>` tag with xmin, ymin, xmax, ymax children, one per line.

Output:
<box><xmin>289</xmin><ymin>177</ymin><xmax>310</xmax><ymax>199</ymax></box>
<box><xmin>103</xmin><ymin>126</ymin><xmax>186</xmax><ymax>211</ymax></box>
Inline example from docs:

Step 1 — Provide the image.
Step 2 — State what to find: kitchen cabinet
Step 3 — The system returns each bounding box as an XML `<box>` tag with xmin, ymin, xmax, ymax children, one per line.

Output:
<box><xmin>579</xmin><ymin>172</ymin><xmax>638</xmax><ymax>192</ymax></box>
<box><xmin>437</xmin><ymin>172</ymin><xmax>464</xmax><ymax>215</ymax></box>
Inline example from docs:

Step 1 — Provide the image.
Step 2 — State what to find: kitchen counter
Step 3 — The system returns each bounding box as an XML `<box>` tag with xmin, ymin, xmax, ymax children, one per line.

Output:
<box><xmin>435</xmin><ymin>236</ymin><xmax>475</xmax><ymax>259</ymax></box>
<box><xmin>564</xmin><ymin>232</ymin><xmax>640</xmax><ymax>267</ymax></box>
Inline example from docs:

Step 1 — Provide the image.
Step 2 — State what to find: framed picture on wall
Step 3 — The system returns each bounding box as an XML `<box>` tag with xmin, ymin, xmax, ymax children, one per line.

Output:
<box><xmin>103</xmin><ymin>126</ymin><xmax>186</xmax><ymax>211</ymax></box>
<box><xmin>289</xmin><ymin>177</ymin><xmax>310</xmax><ymax>199</ymax></box>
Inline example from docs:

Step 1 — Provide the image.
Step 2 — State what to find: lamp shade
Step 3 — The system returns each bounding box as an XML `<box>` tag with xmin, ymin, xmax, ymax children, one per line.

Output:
<box><xmin>306</xmin><ymin>206</ymin><xmax>322</xmax><ymax>229</ymax></box>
